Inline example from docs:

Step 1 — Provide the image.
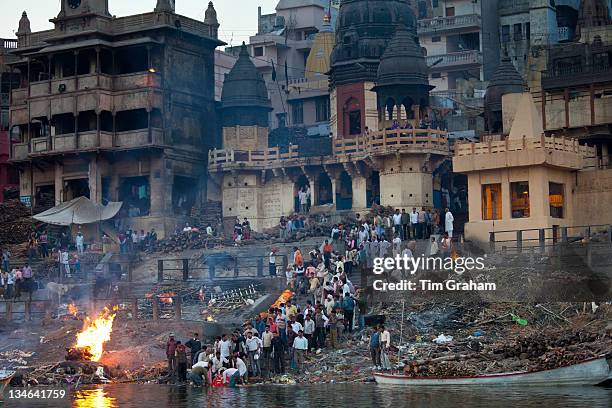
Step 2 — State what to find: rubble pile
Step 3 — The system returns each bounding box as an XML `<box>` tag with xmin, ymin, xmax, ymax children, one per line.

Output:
<box><xmin>0</xmin><ymin>199</ymin><xmax>34</xmax><ymax>244</ymax></box>
<box><xmin>382</xmin><ymin>301</ymin><xmax>612</xmax><ymax>378</ymax></box>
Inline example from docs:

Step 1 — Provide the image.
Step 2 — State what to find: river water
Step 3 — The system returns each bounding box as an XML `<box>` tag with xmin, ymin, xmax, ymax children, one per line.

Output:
<box><xmin>4</xmin><ymin>383</ymin><xmax>612</xmax><ymax>408</ymax></box>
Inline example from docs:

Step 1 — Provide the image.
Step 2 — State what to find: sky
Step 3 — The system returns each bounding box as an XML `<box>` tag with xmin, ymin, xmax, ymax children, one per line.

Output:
<box><xmin>0</xmin><ymin>0</ymin><xmax>279</xmax><ymax>46</ymax></box>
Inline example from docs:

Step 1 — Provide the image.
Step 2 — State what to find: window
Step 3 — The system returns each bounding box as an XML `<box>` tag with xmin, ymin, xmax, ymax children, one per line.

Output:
<box><xmin>513</xmin><ymin>23</ymin><xmax>522</xmax><ymax>41</ymax></box>
<box><xmin>445</xmin><ymin>7</ymin><xmax>455</xmax><ymax>17</ymax></box>
<box><xmin>292</xmin><ymin>101</ymin><xmax>304</xmax><ymax>125</ymax></box>
<box><xmin>418</xmin><ymin>1</ymin><xmax>427</xmax><ymax>19</ymax></box>
<box><xmin>316</xmin><ymin>97</ymin><xmax>330</xmax><ymax>122</ymax></box>
<box><xmin>482</xmin><ymin>184</ymin><xmax>502</xmax><ymax>220</ymax></box>
<box><xmin>349</xmin><ymin>110</ymin><xmax>361</xmax><ymax>135</ymax></box>
<box><xmin>276</xmin><ymin>112</ymin><xmax>286</xmax><ymax>128</ymax></box>
<box><xmin>432</xmin><ymin>36</ymin><xmax>441</xmax><ymax>43</ymax></box>
<box><xmin>254</xmin><ymin>47</ymin><xmax>264</xmax><ymax>57</ymax></box>
<box><xmin>510</xmin><ymin>181</ymin><xmax>530</xmax><ymax>218</ymax></box>
<box><xmin>525</xmin><ymin>22</ymin><xmax>530</xmax><ymax>41</ymax></box>
<box><xmin>549</xmin><ymin>183</ymin><xmax>565</xmax><ymax>218</ymax></box>
<box><xmin>432</xmin><ymin>0</ymin><xmax>439</xmax><ymax>7</ymax></box>
<box><xmin>502</xmin><ymin>25</ymin><xmax>510</xmax><ymax>42</ymax></box>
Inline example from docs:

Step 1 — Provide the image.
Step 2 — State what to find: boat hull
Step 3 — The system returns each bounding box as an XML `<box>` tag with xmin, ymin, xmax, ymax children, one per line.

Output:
<box><xmin>374</xmin><ymin>357</ymin><xmax>611</xmax><ymax>386</ymax></box>
<box><xmin>0</xmin><ymin>370</ymin><xmax>15</xmax><ymax>398</ymax></box>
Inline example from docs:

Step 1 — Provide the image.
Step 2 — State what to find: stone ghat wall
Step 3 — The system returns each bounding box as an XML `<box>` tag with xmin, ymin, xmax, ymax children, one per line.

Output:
<box><xmin>573</xmin><ymin>168</ymin><xmax>612</xmax><ymax>227</ymax></box>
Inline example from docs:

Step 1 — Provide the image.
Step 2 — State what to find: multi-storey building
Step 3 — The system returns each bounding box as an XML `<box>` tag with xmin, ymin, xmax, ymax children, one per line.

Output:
<box><xmin>498</xmin><ymin>0</ymin><xmax>581</xmax><ymax>88</ymax></box>
<box><xmin>455</xmin><ymin>0</ymin><xmax>612</xmax><ymax>244</ymax></box>
<box><xmin>538</xmin><ymin>0</ymin><xmax>612</xmax><ymax>167</ymax></box>
<box><xmin>0</xmin><ymin>38</ymin><xmax>19</xmax><ymax>202</ymax></box>
<box><xmin>209</xmin><ymin>0</ymin><xmax>451</xmax><ymax>231</ymax></box>
<box><xmin>230</xmin><ymin>0</ymin><xmax>338</xmax><ymax>130</ymax></box>
<box><xmin>415</xmin><ymin>0</ymin><xmax>499</xmax><ymax>140</ymax></box>
<box><xmin>7</xmin><ymin>0</ymin><xmax>222</xmax><ymax>236</ymax></box>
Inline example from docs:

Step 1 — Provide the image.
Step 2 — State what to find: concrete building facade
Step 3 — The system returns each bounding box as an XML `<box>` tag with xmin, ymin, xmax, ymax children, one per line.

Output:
<box><xmin>8</xmin><ymin>0</ymin><xmax>223</xmax><ymax>236</ymax></box>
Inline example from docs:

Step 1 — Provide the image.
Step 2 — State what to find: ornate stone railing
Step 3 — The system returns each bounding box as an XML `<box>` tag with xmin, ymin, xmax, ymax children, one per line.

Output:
<box><xmin>334</xmin><ymin>128</ymin><xmax>449</xmax><ymax>157</ymax></box>
<box><xmin>454</xmin><ymin>135</ymin><xmax>597</xmax><ymax>158</ymax></box>
<box><xmin>208</xmin><ymin>145</ymin><xmax>299</xmax><ymax>167</ymax></box>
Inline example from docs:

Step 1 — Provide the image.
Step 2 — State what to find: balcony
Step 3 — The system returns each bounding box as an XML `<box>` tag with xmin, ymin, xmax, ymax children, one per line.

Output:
<box><xmin>27</xmin><ymin>72</ymin><xmax>161</xmax><ymax>98</ymax></box>
<box><xmin>10</xmin><ymin>129</ymin><xmax>163</xmax><ymax>161</ymax></box>
<box><xmin>417</xmin><ymin>14</ymin><xmax>481</xmax><ymax>35</ymax></box>
<box><xmin>498</xmin><ymin>0</ymin><xmax>530</xmax><ymax>16</ymax></box>
<box><xmin>427</xmin><ymin>50</ymin><xmax>482</xmax><ymax>71</ymax></box>
<box><xmin>542</xmin><ymin>63</ymin><xmax>612</xmax><ymax>89</ymax></box>
<box><xmin>115</xmin><ymin>128</ymin><xmax>163</xmax><ymax>148</ymax></box>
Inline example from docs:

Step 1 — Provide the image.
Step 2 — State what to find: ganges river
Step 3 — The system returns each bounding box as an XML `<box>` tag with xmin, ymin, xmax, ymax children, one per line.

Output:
<box><xmin>3</xmin><ymin>383</ymin><xmax>612</xmax><ymax>408</ymax></box>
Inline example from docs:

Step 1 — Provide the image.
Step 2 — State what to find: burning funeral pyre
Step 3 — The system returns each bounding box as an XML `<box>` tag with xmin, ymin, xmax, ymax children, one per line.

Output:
<box><xmin>66</xmin><ymin>306</ymin><xmax>118</xmax><ymax>362</ymax></box>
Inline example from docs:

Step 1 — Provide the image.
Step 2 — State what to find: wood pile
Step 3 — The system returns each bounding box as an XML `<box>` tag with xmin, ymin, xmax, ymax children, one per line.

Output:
<box><xmin>0</xmin><ymin>200</ymin><xmax>34</xmax><ymax>245</ymax></box>
<box><xmin>191</xmin><ymin>201</ymin><xmax>223</xmax><ymax>229</ymax></box>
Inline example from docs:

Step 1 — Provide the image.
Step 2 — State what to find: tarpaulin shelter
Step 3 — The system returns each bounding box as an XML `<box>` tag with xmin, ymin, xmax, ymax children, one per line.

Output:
<box><xmin>33</xmin><ymin>197</ymin><xmax>122</xmax><ymax>226</ymax></box>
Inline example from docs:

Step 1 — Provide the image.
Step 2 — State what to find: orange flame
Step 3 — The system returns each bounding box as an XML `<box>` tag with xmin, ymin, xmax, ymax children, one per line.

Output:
<box><xmin>74</xmin><ymin>306</ymin><xmax>118</xmax><ymax>362</ymax></box>
<box><xmin>68</xmin><ymin>303</ymin><xmax>78</xmax><ymax>317</ymax></box>
<box><xmin>158</xmin><ymin>293</ymin><xmax>176</xmax><ymax>305</ymax></box>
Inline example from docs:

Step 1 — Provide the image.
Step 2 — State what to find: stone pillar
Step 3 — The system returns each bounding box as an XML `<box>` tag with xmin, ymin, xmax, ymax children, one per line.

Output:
<box><xmin>331</xmin><ymin>177</ymin><xmax>338</xmax><ymax>207</ymax></box>
<box><xmin>307</xmin><ymin>177</ymin><xmax>317</xmax><ymax>207</ymax></box>
<box><xmin>351</xmin><ymin>174</ymin><xmax>368</xmax><ymax>210</ymax></box>
<box><xmin>150</xmin><ymin>155</ymin><xmax>173</xmax><ymax>216</ymax></box>
<box><xmin>54</xmin><ymin>162</ymin><xmax>63</xmax><ymax>205</ymax></box>
<box><xmin>602</xmin><ymin>143</ymin><xmax>609</xmax><ymax>168</ymax></box>
<box><xmin>109</xmin><ymin>170</ymin><xmax>119</xmax><ymax>201</ymax></box>
<box><xmin>88</xmin><ymin>156</ymin><xmax>102</xmax><ymax>204</ymax></box>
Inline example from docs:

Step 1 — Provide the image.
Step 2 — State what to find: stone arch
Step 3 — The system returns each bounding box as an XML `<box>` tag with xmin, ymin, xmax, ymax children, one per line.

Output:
<box><xmin>385</xmin><ymin>97</ymin><xmax>396</xmax><ymax>120</ymax></box>
<box><xmin>294</xmin><ymin>174</ymin><xmax>310</xmax><ymax>212</ymax></box>
<box><xmin>366</xmin><ymin>171</ymin><xmax>380</xmax><ymax>208</ymax></box>
<box><xmin>402</xmin><ymin>96</ymin><xmax>415</xmax><ymax>121</ymax></box>
<box><xmin>317</xmin><ymin>172</ymin><xmax>333</xmax><ymax>205</ymax></box>
<box><xmin>337</xmin><ymin>171</ymin><xmax>353</xmax><ymax>210</ymax></box>
<box><xmin>343</xmin><ymin>97</ymin><xmax>362</xmax><ymax>136</ymax></box>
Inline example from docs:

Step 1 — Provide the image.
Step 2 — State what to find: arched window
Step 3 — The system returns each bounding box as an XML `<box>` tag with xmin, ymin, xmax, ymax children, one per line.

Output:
<box><xmin>343</xmin><ymin>97</ymin><xmax>362</xmax><ymax>136</ymax></box>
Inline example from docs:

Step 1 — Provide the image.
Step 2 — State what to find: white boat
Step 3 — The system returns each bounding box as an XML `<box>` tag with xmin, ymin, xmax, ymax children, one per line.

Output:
<box><xmin>374</xmin><ymin>356</ymin><xmax>612</xmax><ymax>386</ymax></box>
<box><xmin>0</xmin><ymin>369</ymin><xmax>16</xmax><ymax>397</ymax></box>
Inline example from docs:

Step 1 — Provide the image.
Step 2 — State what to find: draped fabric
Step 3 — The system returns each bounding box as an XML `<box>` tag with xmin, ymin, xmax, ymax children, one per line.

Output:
<box><xmin>33</xmin><ymin>197</ymin><xmax>122</xmax><ymax>226</ymax></box>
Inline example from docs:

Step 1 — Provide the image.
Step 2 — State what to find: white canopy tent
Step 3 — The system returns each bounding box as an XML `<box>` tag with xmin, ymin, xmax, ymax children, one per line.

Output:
<box><xmin>33</xmin><ymin>197</ymin><xmax>123</xmax><ymax>226</ymax></box>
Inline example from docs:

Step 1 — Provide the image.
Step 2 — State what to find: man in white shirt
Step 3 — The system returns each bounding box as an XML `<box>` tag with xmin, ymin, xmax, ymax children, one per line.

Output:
<box><xmin>410</xmin><ymin>208</ymin><xmax>419</xmax><ymax>240</ymax></box>
<box><xmin>206</xmin><ymin>225</ymin><xmax>214</xmax><ymax>236</ymax></box>
<box><xmin>219</xmin><ymin>334</ymin><xmax>231</xmax><ymax>361</ymax></box>
<box><xmin>222</xmin><ymin>367</ymin><xmax>241</xmax><ymax>387</ymax></box>
<box><xmin>245</xmin><ymin>331</ymin><xmax>262</xmax><ymax>377</ymax></box>
<box><xmin>292</xmin><ymin>330</ymin><xmax>308</xmax><ymax>372</ymax></box>
<box><xmin>445</xmin><ymin>208</ymin><xmax>454</xmax><ymax>238</ymax></box>
<box><xmin>269</xmin><ymin>248</ymin><xmax>277</xmax><ymax>276</ymax></box>
<box><xmin>61</xmin><ymin>250</ymin><xmax>71</xmax><ymax>278</ymax></box>
<box><xmin>209</xmin><ymin>351</ymin><xmax>227</xmax><ymax>374</ymax></box>
<box><xmin>379</xmin><ymin>325</ymin><xmax>391</xmax><ymax>370</ymax></box>
<box><xmin>290</xmin><ymin>315</ymin><xmax>303</xmax><ymax>334</ymax></box>
<box><xmin>75</xmin><ymin>232</ymin><xmax>85</xmax><ymax>255</ymax></box>
<box><xmin>303</xmin><ymin>314</ymin><xmax>315</xmax><ymax>351</ymax></box>
<box><xmin>392</xmin><ymin>234</ymin><xmax>402</xmax><ymax>256</ymax></box>
<box><xmin>234</xmin><ymin>355</ymin><xmax>248</xmax><ymax>383</ymax></box>
<box><xmin>392</xmin><ymin>209</ymin><xmax>403</xmax><ymax>240</ymax></box>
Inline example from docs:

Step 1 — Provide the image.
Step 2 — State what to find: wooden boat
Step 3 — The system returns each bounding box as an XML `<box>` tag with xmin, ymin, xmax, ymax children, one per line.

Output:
<box><xmin>374</xmin><ymin>356</ymin><xmax>612</xmax><ymax>386</ymax></box>
<box><xmin>0</xmin><ymin>369</ymin><xmax>16</xmax><ymax>398</ymax></box>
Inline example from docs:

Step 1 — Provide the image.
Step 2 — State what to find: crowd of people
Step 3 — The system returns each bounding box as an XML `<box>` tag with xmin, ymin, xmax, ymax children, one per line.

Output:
<box><xmin>0</xmin><ymin>259</ymin><xmax>34</xmax><ymax>300</ymax></box>
<box><xmin>165</xmin><ymin>288</ymin><xmax>371</xmax><ymax>387</ymax></box>
<box><xmin>116</xmin><ymin>228</ymin><xmax>158</xmax><ymax>254</ymax></box>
